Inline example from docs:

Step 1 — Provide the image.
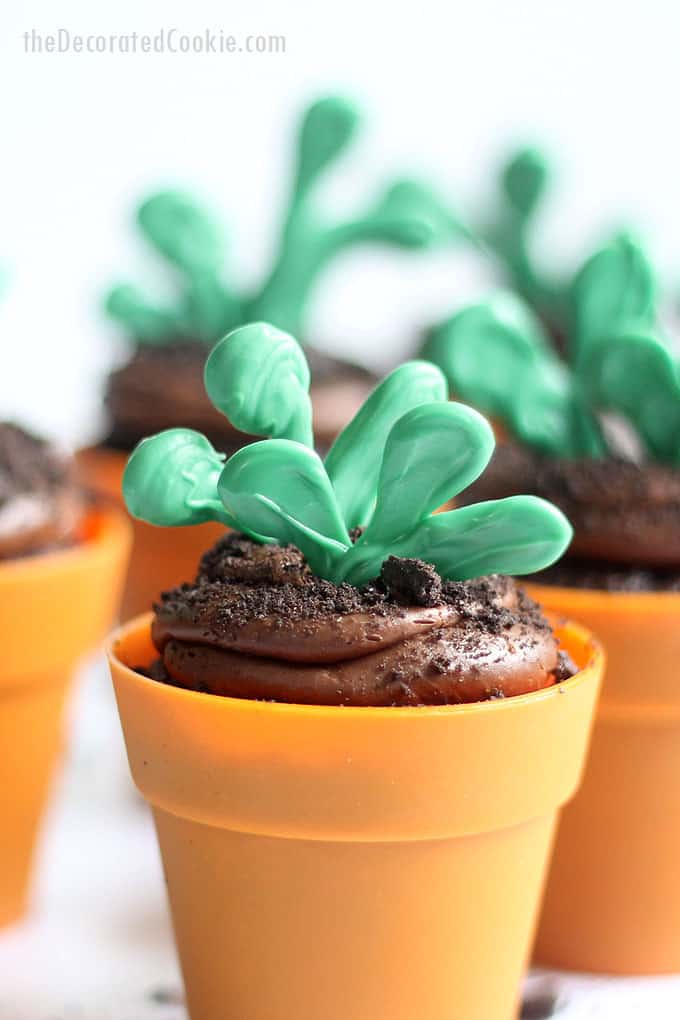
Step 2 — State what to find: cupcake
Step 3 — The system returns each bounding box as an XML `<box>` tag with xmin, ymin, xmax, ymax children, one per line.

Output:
<box><xmin>422</xmin><ymin>240</ymin><xmax>680</xmax><ymax>973</ymax></box>
<box><xmin>0</xmin><ymin>421</ymin><xmax>129</xmax><ymax>926</ymax></box>
<box><xmin>85</xmin><ymin>95</ymin><xmax>455</xmax><ymax>620</ymax></box>
<box><xmin>108</xmin><ymin>322</ymin><xmax>602</xmax><ymax>1020</ymax></box>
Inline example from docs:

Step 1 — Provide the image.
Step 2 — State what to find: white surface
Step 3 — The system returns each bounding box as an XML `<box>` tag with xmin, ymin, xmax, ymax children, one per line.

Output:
<box><xmin>2</xmin><ymin>659</ymin><xmax>680</xmax><ymax>1018</ymax></box>
<box><xmin>3</xmin><ymin>0</ymin><xmax>680</xmax><ymax>443</ymax></box>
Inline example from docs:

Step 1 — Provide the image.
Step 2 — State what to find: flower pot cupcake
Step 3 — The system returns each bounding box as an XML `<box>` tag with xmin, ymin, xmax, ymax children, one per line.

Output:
<box><xmin>82</xmin><ymin>95</ymin><xmax>456</xmax><ymax>621</ymax></box>
<box><xmin>108</xmin><ymin>322</ymin><xmax>601</xmax><ymax>1020</ymax></box>
<box><xmin>423</xmin><ymin>237</ymin><xmax>680</xmax><ymax>973</ymax></box>
<box><xmin>0</xmin><ymin>423</ymin><xmax>130</xmax><ymax>926</ymax></box>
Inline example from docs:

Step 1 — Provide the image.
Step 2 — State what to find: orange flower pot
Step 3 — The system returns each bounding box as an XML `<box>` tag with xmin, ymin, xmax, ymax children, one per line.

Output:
<box><xmin>0</xmin><ymin>507</ymin><xmax>130</xmax><ymax>926</ymax></box>
<box><xmin>77</xmin><ymin>447</ymin><xmax>224</xmax><ymax>621</ymax></box>
<box><xmin>526</xmin><ymin>582</ymin><xmax>680</xmax><ymax>974</ymax></box>
<box><xmin>109</xmin><ymin>613</ymin><xmax>602</xmax><ymax>1020</ymax></box>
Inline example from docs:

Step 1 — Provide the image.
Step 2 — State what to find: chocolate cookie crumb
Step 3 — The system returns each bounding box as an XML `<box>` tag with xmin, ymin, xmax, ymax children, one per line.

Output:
<box><xmin>198</xmin><ymin>532</ymin><xmax>309</xmax><ymax>586</ymax></box>
<box><xmin>381</xmin><ymin>556</ymin><xmax>443</xmax><ymax>606</ymax></box>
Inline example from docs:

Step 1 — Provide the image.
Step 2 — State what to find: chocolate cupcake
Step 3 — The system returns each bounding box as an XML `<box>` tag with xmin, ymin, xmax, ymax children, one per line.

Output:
<box><xmin>422</xmin><ymin>233</ymin><xmax>678</xmax><ymax>589</ymax></box>
<box><xmin>121</xmin><ymin>320</ymin><xmax>574</xmax><ymax>707</ymax></box>
<box><xmin>102</xmin><ymin>95</ymin><xmax>455</xmax><ymax>454</ymax></box>
<box><xmin>0</xmin><ymin>422</ymin><xmax>85</xmax><ymax>560</ymax></box>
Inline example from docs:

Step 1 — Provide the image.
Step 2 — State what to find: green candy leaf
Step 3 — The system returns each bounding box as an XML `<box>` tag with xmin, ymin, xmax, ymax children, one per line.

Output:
<box><xmin>409</xmin><ymin>496</ymin><xmax>572</xmax><ymax>580</ymax></box>
<box><xmin>354</xmin><ymin>179</ymin><xmax>469</xmax><ymax>248</ymax></box>
<box><xmin>366</xmin><ymin>402</ymin><xmax>494</xmax><ymax>542</ymax></box>
<box><xmin>204</xmin><ymin>322</ymin><xmax>313</xmax><ymax>446</ymax></box>
<box><xmin>342</xmin><ymin>495</ymin><xmax>572</xmax><ymax>587</ymax></box>
<box><xmin>571</xmin><ymin>233</ymin><xmax>657</xmax><ymax>356</ymax></box>
<box><xmin>138</xmin><ymin>191</ymin><xmax>223</xmax><ymax>273</ymax></box>
<box><xmin>423</xmin><ymin>292</ymin><xmax>610</xmax><ymax>458</ymax></box>
<box><xmin>513</xmin><ymin>377</ymin><xmax>606</xmax><ymax>459</ymax></box>
<box><xmin>325</xmin><ymin>360</ymin><xmax>448</xmax><ymax>529</ymax></box>
<box><xmin>583</xmin><ymin>332</ymin><xmax>680</xmax><ymax>464</ymax></box>
<box><xmin>123</xmin><ymin>429</ymin><xmax>232</xmax><ymax>527</ymax></box>
<box><xmin>217</xmin><ymin>440</ymin><xmax>350</xmax><ymax>575</ymax></box>
<box><xmin>294</xmin><ymin>96</ymin><xmax>360</xmax><ymax>197</ymax></box>
<box><xmin>422</xmin><ymin>293</ymin><xmax>552</xmax><ymax>419</ymax></box>
<box><xmin>502</xmin><ymin>147</ymin><xmax>550</xmax><ymax>220</ymax></box>
<box><xmin>105</xmin><ymin>283</ymin><xmax>180</xmax><ymax>343</ymax></box>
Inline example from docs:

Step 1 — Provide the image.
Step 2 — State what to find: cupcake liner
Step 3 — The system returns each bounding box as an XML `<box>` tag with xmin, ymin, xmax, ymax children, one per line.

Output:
<box><xmin>527</xmin><ymin>581</ymin><xmax>680</xmax><ymax>974</ymax></box>
<box><xmin>0</xmin><ymin>507</ymin><xmax>130</xmax><ymax>925</ymax></box>
<box><xmin>109</xmin><ymin>613</ymin><xmax>601</xmax><ymax>1020</ymax></box>
<box><xmin>77</xmin><ymin>447</ymin><xmax>224</xmax><ymax>620</ymax></box>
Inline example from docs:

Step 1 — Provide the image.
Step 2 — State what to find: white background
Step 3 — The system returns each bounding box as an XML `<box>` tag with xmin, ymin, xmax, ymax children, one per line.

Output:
<box><xmin>2</xmin><ymin>0</ymin><xmax>680</xmax><ymax>444</ymax></box>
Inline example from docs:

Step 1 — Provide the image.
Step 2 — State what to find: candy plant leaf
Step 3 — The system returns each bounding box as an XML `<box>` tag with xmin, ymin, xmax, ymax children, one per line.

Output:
<box><xmin>217</xmin><ymin>440</ymin><xmax>350</xmax><ymax>574</ymax></box>
<box><xmin>123</xmin><ymin>429</ymin><xmax>232</xmax><ymax>526</ymax></box>
<box><xmin>365</xmin><ymin>402</ymin><xmax>494</xmax><ymax>542</ymax></box>
<box><xmin>294</xmin><ymin>96</ymin><xmax>360</xmax><ymax>197</ymax></box>
<box><xmin>582</xmin><ymin>332</ymin><xmax>680</xmax><ymax>464</ymax></box>
<box><xmin>501</xmin><ymin>147</ymin><xmax>550</xmax><ymax>220</ymax></box>
<box><xmin>348</xmin><ymin>179</ymin><xmax>469</xmax><ymax>248</ymax></box>
<box><xmin>205</xmin><ymin>322</ymin><xmax>313</xmax><ymax>446</ymax></box>
<box><xmin>339</xmin><ymin>495</ymin><xmax>572</xmax><ymax>587</ymax></box>
<box><xmin>325</xmin><ymin>360</ymin><xmax>448</xmax><ymax>529</ymax></box>
<box><xmin>512</xmin><ymin>364</ymin><xmax>607</xmax><ymax>458</ymax></box>
<box><xmin>422</xmin><ymin>292</ymin><xmax>553</xmax><ymax>419</ymax></box>
<box><xmin>105</xmin><ymin>284</ymin><xmax>181</xmax><ymax>343</ymax></box>
<box><xmin>138</xmin><ymin>191</ymin><xmax>224</xmax><ymax>273</ymax></box>
<box><xmin>571</xmin><ymin>233</ymin><xmax>657</xmax><ymax>357</ymax></box>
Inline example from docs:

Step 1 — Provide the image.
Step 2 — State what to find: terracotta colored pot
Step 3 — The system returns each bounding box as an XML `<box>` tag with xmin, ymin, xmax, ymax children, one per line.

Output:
<box><xmin>77</xmin><ymin>447</ymin><xmax>224</xmax><ymax>622</ymax></box>
<box><xmin>526</xmin><ymin>582</ymin><xmax>680</xmax><ymax>974</ymax></box>
<box><xmin>0</xmin><ymin>508</ymin><xmax>130</xmax><ymax>926</ymax></box>
<box><xmin>109</xmin><ymin>613</ymin><xmax>601</xmax><ymax>1020</ymax></box>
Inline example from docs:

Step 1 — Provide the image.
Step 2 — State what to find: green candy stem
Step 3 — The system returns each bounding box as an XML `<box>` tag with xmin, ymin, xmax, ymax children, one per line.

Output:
<box><xmin>123</xmin><ymin>322</ymin><xmax>573</xmax><ymax>584</ymax></box>
<box><xmin>481</xmin><ymin>146</ymin><xmax>568</xmax><ymax>331</ymax></box>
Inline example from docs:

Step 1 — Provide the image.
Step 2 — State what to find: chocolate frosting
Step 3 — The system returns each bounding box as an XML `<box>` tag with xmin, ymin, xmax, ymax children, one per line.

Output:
<box><xmin>0</xmin><ymin>423</ymin><xmax>84</xmax><ymax>560</ymax></box>
<box><xmin>104</xmin><ymin>340</ymin><xmax>377</xmax><ymax>453</ymax></box>
<box><xmin>460</xmin><ymin>442</ymin><xmax>680</xmax><ymax>569</ymax></box>
<box><xmin>149</xmin><ymin>532</ymin><xmax>567</xmax><ymax>707</ymax></box>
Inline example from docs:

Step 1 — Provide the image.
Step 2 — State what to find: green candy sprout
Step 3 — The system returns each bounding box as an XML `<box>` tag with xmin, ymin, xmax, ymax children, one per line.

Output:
<box><xmin>475</xmin><ymin>147</ymin><xmax>657</xmax><ymax>339</ymax></box>
<box><xmin>483</xmin><ymin>147</ymin><xmax>564</xmax><ymax>328</ymax></box>
<box><xmin>123</xmin><ymin>322</ymin><xmax>572</xmax><ymax>585</ymax></box>
<box><xmin>422</xmin><ymin>234</ymin><xmax>679</xmax><ymax>463</ymax></box>
<box><xmin>105</xmin><ymin>96</ymin><xmax>461</xmax><ymax>346</ymax></box>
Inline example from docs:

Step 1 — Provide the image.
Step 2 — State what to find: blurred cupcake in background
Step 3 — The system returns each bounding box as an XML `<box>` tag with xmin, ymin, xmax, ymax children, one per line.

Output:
<box><xmin>0</xmin><ymin>423</ymin><xmax>85</xmax><ymax>561</ymax></box>
<box><xmin>422</xmin><ymin>236</ymin><xmax>680</xmax><ymax>976</ymax></box>
<box><xmin>0</xmin><ymin>419</ymin><xmax>129</xmax><ymax>927</ymax></box>
<box><xmin>79</xmin><ymin>94</ymin><xmax>458</xmax><ymax>620</ymax></box>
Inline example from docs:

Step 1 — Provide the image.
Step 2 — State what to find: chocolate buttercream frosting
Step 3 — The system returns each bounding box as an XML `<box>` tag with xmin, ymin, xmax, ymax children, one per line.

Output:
<box><xmin>0</xmin><ymin>422</ymin><xmax>84</xmax><ymax>560</ymax></box>
<box><xmin>460</xmin><ymin>442</ymin><xmax>680</xmax><ymax>572</ymax></box>
<box><xmin>148</xmin><ymin>532</ymin><xmax>572</xmax><ymax>707</ymax></box>
<box><xmin>104</xmin><ymin>340</ymin><xmax>377</xmax><ymax>453</ymax></box>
